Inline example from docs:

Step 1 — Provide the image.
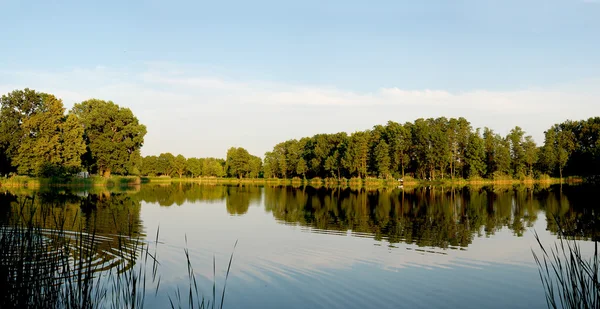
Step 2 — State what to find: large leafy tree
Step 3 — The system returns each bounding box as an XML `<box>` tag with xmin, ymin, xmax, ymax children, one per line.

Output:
<box><xmin>522</xmin><ymin>136</ymin><xmax>538</xmax><ymax>177</ymax></box>
<box><xmin>1</xmin><ymin>90</ymin><xmax>86</xmax><ymax>176</ymax></box>
<box><xmin>385</xmin><ymin>121</ymin><xmax>411</xmax><ymax>179</ymax></box>
<box><xmin>542</xmin><ymin>124</ymin><xmax>576</xmax><ymax>181</ymax></box>
<box><xmin>508</xmin><ymin>126</ymin><xmax>526</xmax><ymax>177</ymax></box>
<box><xmin>464</xmin><ymin>129</ymin><xmax>486</xmax><ymax>178</ymax></box>
<box><xmin>141</xmin><ymin>155</ymin><xmax>159</xmax><ymax>176</ymax></box>
<box><xmin>374</xmin><ymin>140</ymin><xmax>391</xmax><ymax>178</ymax></box>
<box><xmin>226</xmin><ymin>147</ymin><xmax>251</xmax><ymax>178</ymax></box>
<box><xmin>0</xmin><ymin>88</ymin><xmax>44</xmax><ymax>174</ymax></box>
<box><xmin>186</xmin><ymin>157</ymin><xmax>202</xmax><ymax>178</ymax></box>
<box><xmin>173</xmin><ymin>154</ymin><xmax>187</xmax><ymax>178</ymax></box>
<box><xmin>61</xmin><ymin>114</ymin><xmax>87</xmax><ymax>171</ymax></box>
<box><xmin>343</xmin><ymin>131</ymin><xmax>369</xmax><ymax>178</ymax></box>
<box><xmin>157</xmin><ymin>153</ymin><xmax>175</xmax><ymax>176</ymax></box>
<box><xmin>71</xmin><ymin>99</ymin><xmax>146</xmax><ymax>177</ymax></box>
<box><xmin>14</xmin><ymin>93</ymin><xmax>65</xmax><ymax>175</ymax></box>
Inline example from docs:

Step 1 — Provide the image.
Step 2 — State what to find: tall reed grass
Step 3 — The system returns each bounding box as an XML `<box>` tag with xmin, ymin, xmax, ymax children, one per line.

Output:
<box><xmin>533</xmin><ymin>222</ymin><xmax>600</xmax><ymax>309</ymax></box>
<box><xmin>0</xmin><ymin>196</ymin><xmax>234</xmax><ymax>309</ymax></box>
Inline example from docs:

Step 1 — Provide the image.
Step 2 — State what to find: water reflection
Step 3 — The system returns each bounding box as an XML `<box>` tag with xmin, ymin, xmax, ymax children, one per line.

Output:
<box><xmin>1</xmin><ymin>183</ymin><xmax>597</xmax><ymax>274</ymax></box>
<box><xmin>132</xmin><ymin>183</ymin><xmax>597</xmax><ymax>247</ymax></box>
<box><xmin>0</xmin><ymin>190</ymin><xmax>144</xmax><ymax>275</ymax></box>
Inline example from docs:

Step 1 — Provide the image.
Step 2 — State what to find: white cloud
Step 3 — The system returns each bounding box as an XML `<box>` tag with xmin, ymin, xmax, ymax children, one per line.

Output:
<box><xmin>0</xmin><ymin>65</ymin><xmax>599</xmax><ymax>158</ymax></box>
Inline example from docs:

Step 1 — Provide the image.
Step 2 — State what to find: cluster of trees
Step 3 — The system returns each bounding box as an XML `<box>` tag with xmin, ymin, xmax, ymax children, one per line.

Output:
<box><xmin>263</xmin><ymin>117</ymin><xmax>600</xmax><ymax>181</ymax></box>
<box><xmin>0</xmin><ymin>89</ymin><xmax>146</xmax><ymax>177</ymax></box>
<box><xmin>139</xmin><ymin>147</ymin><xmax>262</xmax><ymax>179</ymax></box>
<box><xmin>2</xmin><ymin>89</ymin><xmax>598</xmax><ymax>181</ymax></box>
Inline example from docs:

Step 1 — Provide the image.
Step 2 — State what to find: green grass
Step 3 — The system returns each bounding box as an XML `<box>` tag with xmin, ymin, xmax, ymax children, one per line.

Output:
<box><xmin>0</xmin><ymin>176</ymin><xmax>142</xmax><ymax>188</ymax></box>
<box><xmin>0</xmin><ymin>174</ymin><xmax>582</xmax><ymax>190</ymax></box>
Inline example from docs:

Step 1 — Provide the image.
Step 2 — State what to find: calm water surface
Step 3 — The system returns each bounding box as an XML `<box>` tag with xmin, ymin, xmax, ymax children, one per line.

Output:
<box><xmin>2</xmin><ymin>184</ymin><xmax>598</xmax><ymax>308</ymax></box>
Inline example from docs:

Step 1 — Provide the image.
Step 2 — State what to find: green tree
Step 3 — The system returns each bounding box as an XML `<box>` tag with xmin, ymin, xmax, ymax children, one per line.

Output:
<box><xmin>186</xmin><ymin>157</ymin><xmax>202</xmax><ymax>178</ymax></box>
<box><xmin>550</xmin><ymin>126</ymin><xmax>576</xmax><ymax>181</ymax></box>
<box><xmin>173</xmin><ymin>154</ymin><xmax>187</xmax><ymax>178</ymax></box>
<box><xmin>343</xmin><ymin>131</ymin><xmax>369</xmax><ymax>178</ymax></box>
<box><xmin>522</xmin><ymin>136</ymin><xmax>538</xmax><ymax>177</ymax></box>
<box><xmin>13</xmin><ymin>93</ymin><xmax>65</xmax><ymax>175</ymax></box>
<box><xmin>508</xmin><ymin>126</ymin><xmax>526</xmax><ymax>178</ymax></box>
<box><xmin>226</xmin><ymin>147</ymin><xmax>251</xmax><ymax>178</ymax></box>
<box><xmin>248</xmin><ymin>156</ymin><xmax>262</xmax><ymax>178</ymax></box>
<box><xmin>374</xmin><ymin>140</ymin><xmax>391</xmax><ymax>178</ymax></box>
<box><xmin>9</xmin><ymin>93</ymin><xmax>86</xmax><ymax>176</ymax></box>
<box><xmin>71</xmin><ymin>99</ymin><xmax>146</xmax><ymax>177</ymax></box>
<box><xmin>60</xmin><ymin>114</ymin><xmax>86</xmax><ymax>171</ymax></box>
<box><xmin>495</xmin><ymin>135</ymin><xmax>512</xmax><ymax>176</ymax></box>
<box><xmin>385</xmin><ymin>121</ymin><xmax>411</xmax><ymax>179</ymax></box>
<box><xmin>296</xmin><ymin>158</ymin><xmax>307</xmax><ymax>178</ymax></box>
<box><xmin>483</xmin><ymin>127</ymin><xmax>496</xmax><ymax>177</ymax></box>
<box><xmin>464</xmin><ymin>129</ymin><xmax>486</xmax><ymax>178</ymax></box>
<box><xmin>0</xmin><ymin>88</ymin><xmax>45</xmax><ymax>174</ymax></box>
<box><xmin>157</xmin><ymin>153</ymin><xmax>175</xmax><ymax>176</ymax></box>
<box><xmin>141</xmin><ymin>155</ymin><xmax>159</xmax><ymax>176</ymax></box>
<box><xmin>203</xmin><ymin>158</ymin><xmax>225</xmax><ymax>177</ymax></box>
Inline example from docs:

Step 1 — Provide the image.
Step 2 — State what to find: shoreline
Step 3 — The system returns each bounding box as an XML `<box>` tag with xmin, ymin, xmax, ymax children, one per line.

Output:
<box><xmin>0</xmin><ymin>175</ymin><xmax>584</xmax><ymax>189</ymax></box>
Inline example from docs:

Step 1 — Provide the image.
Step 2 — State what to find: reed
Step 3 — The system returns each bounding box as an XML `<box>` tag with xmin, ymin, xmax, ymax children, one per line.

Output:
<box><xmin>0</xmin><ymin>197</ymin><xmax>234</xmax><ymax>309</ymax></box>
<box><xmin>532</xmin><ymin>221</ymin><xmax>600</xmax><ymax>309</ymax></box>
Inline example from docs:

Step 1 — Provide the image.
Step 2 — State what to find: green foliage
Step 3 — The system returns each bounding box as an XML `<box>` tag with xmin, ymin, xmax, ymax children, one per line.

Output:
<box><xmin>186</xmin><ymin>157</ymin><xmax>202</xmax><ymax>178</ymax></box>
<box><xmin>374</xmin><ymin>140</ymin><xmax>390</xmax><ymax>178</ymax></box>
<box><xmin>157</xmin><ymin>153</ymin><xmax>175</xmax><ymax>176</ymax></box>
<box><xmin>71</xmin><ymin>99</ymin><xmax>146</xmax><ymax>177</ymax></box>
<box><xmin>1</xmin><ymin>87</ymin><xmax>596</xmax><ymax>183</ymax></box>
<box><xmin>226</xmin><ymin>147</ymin><xmax>250</xmax><ymax>178</ymax></box>
<box><xmin>0</xmin><ymin>90</ymin><xmax>86</xmax><ymax>177</ymax></box>
<box><xmin>465</xmin><ymin>129</ymin><xmax>486</xmax><ymax>178</ymax></box>
<box><xmin>172</xmin><ymin>154</ymin><xmax>187</xmax><ymax>178</ymax></box>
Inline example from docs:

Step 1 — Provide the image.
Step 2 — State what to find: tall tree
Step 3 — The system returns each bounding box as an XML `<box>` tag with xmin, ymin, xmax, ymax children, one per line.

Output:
<box><xmin>385</xmin><ymin>121</ymin><xmax>411</xmax><ymax>179</ymax></box>
<box><xmin>508</xmin><ymin>126</ymin><xmax>526</xmax><ymax>177</ymax></box>
<box><xmin>226</xmin><ymin>147</ymin><xmax>251</xmax><ymax>178</ymax></box>
<box><xmin>14</xmin><ymin>93</ymin><xmax>65</xmax><ymax>175</ymax></box>
<box><xmin>464</xmin><ymin>129</ymin><xmax>486</xmax><ymax>178</ymax></box>
<box><xmin>483</xmin><ymin>127</ymin><xmax>496</xmax><ymax>177</ymax></box>
<box><xmin>0</xmin><ymin>88</ymin><xmax>45</xmax><ymax>174</ymax></box>
<box><xmin>344</xmin><ymin>131</ymin><xmax>369</xmax><ymax>178</ymax></box>
<box><xmin>546</xmin><ymin>125</ymin><xmax>576</xmax><ymax>181</ymax></box>
<box><xmin>374</xmin><ymin>140</ymin><xmax>391</xmax><ymax>178</ymax></box>
<box><xmin>60</xmin><ymin>114</ymin><xmax>87</xmax><ymax>172</ymax></box>
<box><xmin>296</xmin><ymin>158</ymin><xmax>307</xmax><ymax>178</ymax></box>
<box><xmin>522</xmin><ymin>136</ymin><xmax>538</xmax><ymax>177</ymax></box>
<box><xmin>158</xmin><ymin>153</ymin><xmax>175</xmax><ymax>176</ymax></box>
<box><xmin>173</xmin><ymin>154</ymin><xmax>187</xmax><ymax>178</ymax></box>
<box><xmin>141</xmin><ymin>155</ymin><xmax>159</xmax><ymax>176</ymax></box>
<box><xmin>186</xmin><ymin>157</ymin><xmax>202</xmax><ymax>178</ymax></box>
<box><xmin>248</xmin><ymin>156</ymin><xmax>262</xmax><ymax>178</ymax></box>
<box><xmin>71</xmin><ymin>99</ymin><xmax>146</xmax><ymax>177</ymax></box>
<box><xmin>495</xmin><ymin>135</ymin><xmax>512</xmax><ymax>176</ymax></box>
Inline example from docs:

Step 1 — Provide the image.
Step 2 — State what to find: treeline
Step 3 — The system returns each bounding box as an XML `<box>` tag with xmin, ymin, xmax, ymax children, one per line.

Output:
<box><xmin>140</xmin><ymin>147</ymin><xmax>262</xmax><ymax>178</ymax></box>
<box><xmin>0</xmin><ymin>89</ymin><xmax>146</xmax><ymax>177</ymax></box>
<box><xmin>262</xmin><ymin>117</ymin><xmax>600</xmax><ymax>181</ymax></box>
<box><xmin>2</xmin><ymin>88</ymin><xmax>598</xmax><ymax>181</ymax></box>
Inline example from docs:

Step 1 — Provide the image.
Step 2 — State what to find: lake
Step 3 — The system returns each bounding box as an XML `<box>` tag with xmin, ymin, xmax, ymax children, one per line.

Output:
<box><xmin>1</xmin><ymin>183</ymin><xmax>597</xmax><ymax>309</ymax></box>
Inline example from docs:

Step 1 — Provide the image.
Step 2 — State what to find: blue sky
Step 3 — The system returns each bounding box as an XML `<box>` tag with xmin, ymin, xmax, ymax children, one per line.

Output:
<box><xmin>1</xmin><ymin>0</ymin><xmax>599</xmax><ymax>158</ymax></box>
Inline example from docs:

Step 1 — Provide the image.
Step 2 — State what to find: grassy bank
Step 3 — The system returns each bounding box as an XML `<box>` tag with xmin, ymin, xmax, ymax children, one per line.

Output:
<box><xmin>0</xmin><ymin>174</ymin><xmax>583</xmax><ymax>189</ymax></box>
<box><xmin>141</xmin><ymin>175</ymin><xmax>579</xmax><ymax>188</ymax></box>
<box><xmin>0</xmin><ymin>175</ymin><xmax>141</xmax><ymax>188</ymax></box>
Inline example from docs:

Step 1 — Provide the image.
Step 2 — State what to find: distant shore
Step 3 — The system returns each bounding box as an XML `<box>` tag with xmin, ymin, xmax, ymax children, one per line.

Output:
<box><xmin>0</xmin><ymin>175</ymin><xmax>584</xmax><ymax>189</ymax></box>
